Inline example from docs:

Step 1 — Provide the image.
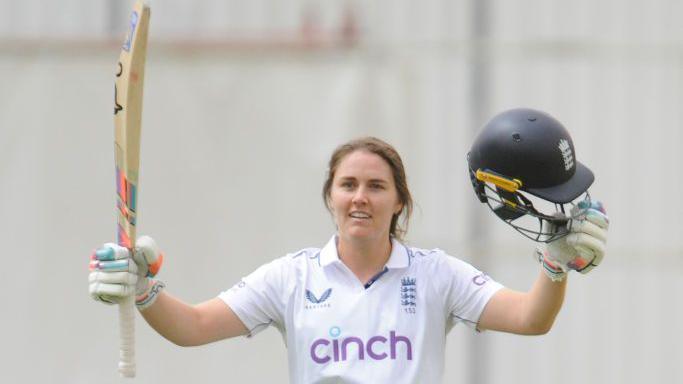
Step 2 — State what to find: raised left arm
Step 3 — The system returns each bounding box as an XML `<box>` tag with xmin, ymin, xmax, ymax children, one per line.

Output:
<box><xmin>477</xmin><ymin>272</ymin><xmax>566</xmax><ymax>335</ymax></box>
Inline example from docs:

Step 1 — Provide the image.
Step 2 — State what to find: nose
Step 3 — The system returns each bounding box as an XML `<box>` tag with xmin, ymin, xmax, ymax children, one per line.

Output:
<box><xmin>352</xmin><ymin>186</ymin><xmax>368</xmax><ymax>205</ymax></box>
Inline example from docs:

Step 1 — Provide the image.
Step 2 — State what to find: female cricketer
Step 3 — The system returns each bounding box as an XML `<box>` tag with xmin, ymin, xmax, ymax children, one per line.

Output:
<box><xmin>89</xmin><ymin>109</ymin><xmax>609</xmax><ymax>383</ymax></box>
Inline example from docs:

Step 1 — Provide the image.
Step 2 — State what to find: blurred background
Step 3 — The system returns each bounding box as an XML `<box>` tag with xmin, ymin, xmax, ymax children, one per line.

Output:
<box><xmin>1</xmin><ymin>0</ymin><xmax>681</xmax><ymax>383</ymax></box>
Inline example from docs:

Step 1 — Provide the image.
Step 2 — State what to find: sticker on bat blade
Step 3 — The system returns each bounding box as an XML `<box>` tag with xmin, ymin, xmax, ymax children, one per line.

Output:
<box><xmin>117</xmin><ymin>200</ymin><xmax>137</xmax><ymax>225</ymax></box>
<box><xmin>116</xmin><ymin>170</ymin><xmax>137</xmax><ymax>212</ymax></box>
<box><xmin>116</xmin><ymin>167</ymin><xmax>138</xmax><ymax>226</ymax></box>
<box><xmin>114</xmin><ymin>63</ymin><xmax>123</xmax><ymax>115</ymax></box>
<box><xmin>122</xmin><ymin>11</ymin><xmax>139</xmax><ymax>52</ymax></box>
<box><xmin>117</xmin><ymin>224</ymin><xmax>132</xmax><ymax>249</ymax></box>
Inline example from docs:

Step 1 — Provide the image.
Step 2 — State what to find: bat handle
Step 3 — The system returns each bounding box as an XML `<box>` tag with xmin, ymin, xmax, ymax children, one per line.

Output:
<box><xmin>118</xmin><ymin>294</ymin><xmax>136</xmax><ymax>377</ymax></box>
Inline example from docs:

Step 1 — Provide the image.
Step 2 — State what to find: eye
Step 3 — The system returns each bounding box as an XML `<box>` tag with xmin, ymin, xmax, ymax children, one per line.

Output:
<box><xmin>340</xmin><ymin>181</ymin><xmax>355</xmax><ymax>189</ymax></box>
<box><xmin>370</xmin><ymin>183</ymin><xmax>385</xmax><ymax>189</ymax></box>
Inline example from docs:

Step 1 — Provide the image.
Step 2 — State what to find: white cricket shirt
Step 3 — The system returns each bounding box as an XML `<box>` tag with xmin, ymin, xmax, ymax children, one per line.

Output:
<box><xmin>219</xmin><ymin>235</ymin><xmax>503</xmax><ymax>383</ymax></box>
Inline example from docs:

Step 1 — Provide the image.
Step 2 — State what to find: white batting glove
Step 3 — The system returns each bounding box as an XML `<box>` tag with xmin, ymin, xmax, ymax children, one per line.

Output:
<box><xmin>89</xmin><ymin>235</ymin><xmax>165</xmax><ymax>310</ymax></box>
<box><xmin>535</xmin><ymin>200</ymin><xmax>609</xmax><ymax>282</ymax></box>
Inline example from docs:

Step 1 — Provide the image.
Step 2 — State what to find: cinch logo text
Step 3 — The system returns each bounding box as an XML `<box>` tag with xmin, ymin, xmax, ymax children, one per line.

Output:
<box><xmin>310</xmin><ymin>329</ymin><xmax>413</xmax><ymax>364</ymax></box>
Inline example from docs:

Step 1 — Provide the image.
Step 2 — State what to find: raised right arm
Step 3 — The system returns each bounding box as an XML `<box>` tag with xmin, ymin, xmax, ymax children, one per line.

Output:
<box><xmin>139</xmin><ymin>292</ymin><xmax>248</xmax><ymax>347</ymax></box>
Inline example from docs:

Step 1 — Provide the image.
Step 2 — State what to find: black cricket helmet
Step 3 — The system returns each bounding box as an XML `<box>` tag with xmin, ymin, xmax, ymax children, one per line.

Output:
<box><xmin>467</xmin><ymin>108</ymin><xmax>594</xmax><ymax>242</ymax></box>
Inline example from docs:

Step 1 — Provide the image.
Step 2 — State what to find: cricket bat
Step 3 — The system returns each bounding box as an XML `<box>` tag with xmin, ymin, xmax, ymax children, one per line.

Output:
<box><xmin>113</xmin><ymin>0</ymin><xmax>150</xmax><ymax>377</ymax></box>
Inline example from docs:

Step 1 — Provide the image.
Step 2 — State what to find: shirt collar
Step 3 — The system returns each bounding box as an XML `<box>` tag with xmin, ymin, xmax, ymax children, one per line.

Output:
<box><xmin>319</xmin><ymin>235</ymin><xmax>410</xmax><ymax>269</ymax></box>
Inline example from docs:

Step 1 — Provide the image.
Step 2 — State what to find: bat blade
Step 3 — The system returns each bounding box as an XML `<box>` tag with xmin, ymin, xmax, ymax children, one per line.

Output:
<box><xmin>113</xmin><ymin>1</ymin><xmax>150</xmax><ymax>378</ymax></box>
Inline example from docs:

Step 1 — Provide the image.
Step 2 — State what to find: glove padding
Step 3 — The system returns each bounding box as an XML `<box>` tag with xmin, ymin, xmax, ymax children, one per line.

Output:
<box><xmin>537</xmin><ymin>200</ymin><xmax>609</xmax><ymax>281</ymax></box>
<box><xmin>89</xmin><ymin>235</ymin><xmax>164</xmax><ymax>305</ymax></box>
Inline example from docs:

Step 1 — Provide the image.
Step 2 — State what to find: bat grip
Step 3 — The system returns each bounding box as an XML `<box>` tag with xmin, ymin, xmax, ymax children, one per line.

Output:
<box><xmin>118</xmin><ymin>294</ymin><xmax>136</xmax><ymax>377</ymax></box>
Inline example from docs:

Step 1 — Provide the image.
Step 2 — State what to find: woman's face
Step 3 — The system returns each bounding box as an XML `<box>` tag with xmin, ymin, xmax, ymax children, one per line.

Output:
<box><xmin>329</xmin><ymin>150</ymin><xmax>402</xmax><ymax>244</ymax></box>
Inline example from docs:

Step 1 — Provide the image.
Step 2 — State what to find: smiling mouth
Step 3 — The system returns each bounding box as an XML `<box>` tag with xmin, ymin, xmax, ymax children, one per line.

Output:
<box><xmin>349</xmin><ymin>212</ymin><xmax>371</xmax><ymax>219</ymax></box>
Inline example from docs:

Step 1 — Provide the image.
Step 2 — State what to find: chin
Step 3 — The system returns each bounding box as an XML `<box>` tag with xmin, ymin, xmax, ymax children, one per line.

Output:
<box><xmin>341</xmin><ymin>228</ymin><xmax>384</xmax><ymax>243</ymax></box>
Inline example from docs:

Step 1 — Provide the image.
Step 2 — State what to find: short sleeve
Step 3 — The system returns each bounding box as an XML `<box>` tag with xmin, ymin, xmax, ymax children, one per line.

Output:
<box><xmin>439</xmin><ymin>254</ymin><xmax>503</xmax><ymax>330</ymax></box>
<box><xmin>218</xmin><ymin>257</ymin><xmax>291</xmax><ymax>337</ymax></box>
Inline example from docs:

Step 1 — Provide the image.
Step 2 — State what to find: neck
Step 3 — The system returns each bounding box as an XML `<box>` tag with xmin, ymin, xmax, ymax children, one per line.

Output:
<box><xmin>337</xmin><ymin>235</ymin><xmax>392</xmax><ymax>283</ymax></box>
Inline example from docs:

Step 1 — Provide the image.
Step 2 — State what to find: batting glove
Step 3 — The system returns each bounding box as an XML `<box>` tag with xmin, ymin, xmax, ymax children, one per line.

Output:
<box><xmin>89</xmin><ymin>235</ymin><xmax>165</xmax><ymax>310</ymax></box>
<box><xmin>535</xmin><ymin>200</ymin><xmax>609</xmax><ymax>282</ymax></box>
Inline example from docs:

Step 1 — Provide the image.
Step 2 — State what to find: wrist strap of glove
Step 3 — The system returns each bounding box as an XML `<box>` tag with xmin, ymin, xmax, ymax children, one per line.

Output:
<box><xmin>534</xmin><ymin>247</ymin><xmax>567</xmax><ymax>282</ymax></box>
<box><xmin>135</xmin><ymin>279</ymin><xmax>166</xmax><ymax>311</ymax></box>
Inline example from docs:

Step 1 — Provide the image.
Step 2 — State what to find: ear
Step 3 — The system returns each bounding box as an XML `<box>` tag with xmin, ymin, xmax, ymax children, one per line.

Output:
<box><xmin>394</xmin><ymin>202</ymin><xmax>403</xmax><ymax>216</ymax></box>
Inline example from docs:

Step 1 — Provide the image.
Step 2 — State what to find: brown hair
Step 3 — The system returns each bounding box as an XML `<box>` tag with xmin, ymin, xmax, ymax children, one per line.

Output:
<box><xmin>322</xmin><ymin>137</ymin><xmax>413</xmax><ymax>241</ymax></box>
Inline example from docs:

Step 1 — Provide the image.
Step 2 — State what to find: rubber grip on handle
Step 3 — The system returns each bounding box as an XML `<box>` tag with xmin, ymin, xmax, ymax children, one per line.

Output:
<box><xmin>118</xmin><ymin>294</ymin><xmax>136</xmax><ymax>377</ymax></box>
